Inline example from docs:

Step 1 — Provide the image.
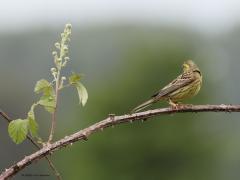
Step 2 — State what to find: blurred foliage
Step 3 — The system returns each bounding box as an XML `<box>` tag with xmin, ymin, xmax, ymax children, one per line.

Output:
<box><xmin>1</xmin><ymin>24</ymin><xmax>240</xmax><ymax>180</ymax></box>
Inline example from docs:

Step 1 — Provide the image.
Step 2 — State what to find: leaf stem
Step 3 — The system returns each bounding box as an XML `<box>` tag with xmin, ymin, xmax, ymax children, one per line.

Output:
<box><xmin>48</xmin><ymin>68</ymin><xmax>61</xmax><ymax>143</ymax></box>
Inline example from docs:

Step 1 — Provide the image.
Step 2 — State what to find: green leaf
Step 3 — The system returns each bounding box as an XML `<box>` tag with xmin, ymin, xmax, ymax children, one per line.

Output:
<box><xmin>28</xmin><ymin>117</ymin><xmax>38</xmax><ymax>137</ymax></box>
<box><xmin>68</xmin><ymin>72</ymin><xmax>88</xmax><ymax>106</ymax></box>
<box><xmin>38</xmin><ymin>95</ymin><xmax>56</xmax><ymax>113</ymax></box>
<box><xmin>69</xmin><ymin>72</ymin><xmax>81</xmax><ymax>84</ymax></box>
<box><xmin>34</xmin><ymin>79</ymin><xmax>54</xmax><ymax>96</ymax></box>
<box><xmin>8</xmin><ymin>119</ymin><xmax>29</xmax><ymax>144</ymax></box>
<box><xmin>27</xmin><ymin>104</ymin><xmax>38</xmax><ymax>137</ymax></box>
<box><xmin>75</xmin><ymin>82</ymin><xmax>88</xmax><ymax>106</ymax></box>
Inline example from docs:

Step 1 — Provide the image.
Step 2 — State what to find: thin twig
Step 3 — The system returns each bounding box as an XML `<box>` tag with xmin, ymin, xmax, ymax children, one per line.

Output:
<box><xmin>48</xmin><ymin>55</ymin><xmax>62</xmax><ymax>143</ymax></box>
<box><xmin>1</xmin><ymin>104</ymin><xmax>240</xmax><ymax>179</ymax></box>
<box><xmin>48</xmin><ymin>70</ymin><xmax>60</xmax><ymax>143</ymax></box>
<box><xmin>0</xmin><ymin>110</ymin><xmax>62</xmax><ymax>180</ymax></box>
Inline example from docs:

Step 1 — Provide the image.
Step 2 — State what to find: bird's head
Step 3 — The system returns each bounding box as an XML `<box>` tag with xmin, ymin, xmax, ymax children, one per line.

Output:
<box><xmin>182</xmin><ymin>60</ymin><xmax>199</xmax><ymax>72</ymax></box>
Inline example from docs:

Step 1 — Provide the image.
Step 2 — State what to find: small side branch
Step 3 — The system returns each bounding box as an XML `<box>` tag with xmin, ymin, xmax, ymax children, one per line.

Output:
<box><xmin>1</xmin><ymin>104</ymin><xmax>240</xmax><ymax>179</ymax></box>
<box><xmin>0</xmin><ymin>110</ymin><xmax>62</xmax><ymax>180</ymax></box>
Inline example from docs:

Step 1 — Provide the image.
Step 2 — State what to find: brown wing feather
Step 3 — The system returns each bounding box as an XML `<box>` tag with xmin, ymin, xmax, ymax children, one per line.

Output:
<box><xmin>152</xmin><ymin>74</ymin><xmax>194</xmax><ymax>99</ymax></box>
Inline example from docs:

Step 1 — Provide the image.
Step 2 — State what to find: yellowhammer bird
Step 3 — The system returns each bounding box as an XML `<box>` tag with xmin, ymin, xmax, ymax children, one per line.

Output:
<box><xmin>131</xmin><ymin>60</ymin><xmax>202</xmax><ymax>112</ymax></box>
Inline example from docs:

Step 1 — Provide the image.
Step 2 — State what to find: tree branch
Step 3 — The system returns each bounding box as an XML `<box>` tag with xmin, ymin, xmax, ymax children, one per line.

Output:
<box><xmin>0</xmin><ymin>110</ymin><xmax>62</xmax><ymax>180</ymax></box>
<box><xmin>1</xmin><ymin>104</ymin><xmax>240</xmax><ymax>179</ymax></box>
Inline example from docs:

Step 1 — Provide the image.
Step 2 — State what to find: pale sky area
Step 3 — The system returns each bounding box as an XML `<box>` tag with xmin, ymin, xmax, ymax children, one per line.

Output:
<box><xmin>1</xmin><ymin>0</ymin><xmax>240</xmax><ymax>34</ymax></box>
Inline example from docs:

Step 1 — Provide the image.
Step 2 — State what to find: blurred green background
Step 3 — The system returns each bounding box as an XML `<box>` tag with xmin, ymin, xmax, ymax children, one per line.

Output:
<box><xmin>1</xmin><ymin>1</ymin><xmax>240</xmax><ymax>180</ymax></box>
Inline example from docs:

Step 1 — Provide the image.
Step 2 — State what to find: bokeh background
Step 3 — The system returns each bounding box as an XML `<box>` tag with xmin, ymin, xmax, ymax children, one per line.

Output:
<box><xmin>1</xmin><ymin>0</ymin><xmax>240</xmax><ymax>179</ymax></box>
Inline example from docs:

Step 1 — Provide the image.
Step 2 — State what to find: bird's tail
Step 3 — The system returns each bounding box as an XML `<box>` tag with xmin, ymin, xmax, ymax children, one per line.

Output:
<box><xmin>131</xmin><ymin>98</ymin><xmax>155</xmax><ymax>113</ymax></box>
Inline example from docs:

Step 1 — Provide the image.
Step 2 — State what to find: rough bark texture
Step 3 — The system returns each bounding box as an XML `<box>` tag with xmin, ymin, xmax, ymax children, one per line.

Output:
<box><xmin>1</xmin><ymin>104</ymin><xmax>240</xmax><ymax>179</ymax></box>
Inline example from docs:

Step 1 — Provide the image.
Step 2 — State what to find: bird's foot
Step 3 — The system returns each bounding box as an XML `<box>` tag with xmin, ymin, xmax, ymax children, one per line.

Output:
<box><xmin>168</xmin><ymin>100</ymin><xmax>189</xmax><ymax>110</ymax></box>
<box><xmin>168</xmin><ymin>100</ymin><xmax>179</xmax><ymax>109</ymax></box>
<box><xmin>170</xmin><ymin>104</ymin><xmax>181</xmax><ymax>110</ymax></box>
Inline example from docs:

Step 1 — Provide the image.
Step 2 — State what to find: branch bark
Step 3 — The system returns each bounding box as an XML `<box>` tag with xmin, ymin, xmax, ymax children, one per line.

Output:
<box><xmin>1</xmin><ymin>104</ymin><xmax>240</xmax><ymax>179</ymax></box>
<box><xmin>0</xmin><ymin>110</ymin><xmax>62</xmax><ymax>180</ymax></box>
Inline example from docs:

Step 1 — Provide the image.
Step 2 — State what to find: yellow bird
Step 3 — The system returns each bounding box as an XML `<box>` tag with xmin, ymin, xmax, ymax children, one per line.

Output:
<box><xmin>132</xmin><ymin>60</ymin><xmax>202</xmax><ymax>112</ymax></box>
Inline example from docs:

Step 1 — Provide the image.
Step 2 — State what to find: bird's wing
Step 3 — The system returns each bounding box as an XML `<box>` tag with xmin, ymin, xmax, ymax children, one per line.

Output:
<box><xmin>151</xmin><ymin>75</ymin><xmax>194</xmax><ymax>98</ymax></box>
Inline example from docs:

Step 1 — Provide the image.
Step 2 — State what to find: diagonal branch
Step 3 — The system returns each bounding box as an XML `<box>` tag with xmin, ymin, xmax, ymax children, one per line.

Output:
<box><xmin>0</xmin><ymin>110</ymin><xmax>62</xmax><ymax>180</ymax></box>
<box><xmin>1</xmin><ymin>104</ymin><xmax>240</xmax><ymax>179</ymax></box>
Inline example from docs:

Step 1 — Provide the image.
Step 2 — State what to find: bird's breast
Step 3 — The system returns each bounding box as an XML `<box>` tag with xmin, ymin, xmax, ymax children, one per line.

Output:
<box><xmin>169</xmin><ymin>78</ymin><xmax>202</xmax><ymax>102</ymax></box>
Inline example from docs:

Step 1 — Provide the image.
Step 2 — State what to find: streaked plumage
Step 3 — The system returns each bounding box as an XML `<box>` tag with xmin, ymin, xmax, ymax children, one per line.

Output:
<box><xmin>131</xmin><ymin>60</ymin><xmax>202</xmax><ymax>112</ymax></box>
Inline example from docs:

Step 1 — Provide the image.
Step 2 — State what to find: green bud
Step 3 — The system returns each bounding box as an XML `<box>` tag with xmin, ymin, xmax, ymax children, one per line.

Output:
<box><xmin>64</xmin><ymin>57</ymin><xmax>70</xmax><ymax>61</ymax></box>
<box><xmin>63</xmin><ymin>45</ymin><xmax>68</xmax><ymax>52</ymax></box>
<box><xmin>55</xmin><ymin>42</ymin><xmax>60</xmax><ymax>49</ymax></box>
<box><xmin>52</xmin><ymin>51</ymin><xmax>57</xmax><ymax>56</ymax></box>
<box><xmin>51</xmin><ymin>68</ymin><xmax>57</xmax><ymax>73</ymax></box>
<box><xmin>57</xmin><ymin>58</ymin><xmax>62</xmax><ymax>63</ymax></box>
<box><xmin>65</xmin><ymin>24</ymin><xmax>72</xmax><ymax>29</ymax></box>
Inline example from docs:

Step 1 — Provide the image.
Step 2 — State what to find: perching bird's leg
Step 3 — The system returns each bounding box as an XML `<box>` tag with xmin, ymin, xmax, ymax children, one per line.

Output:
<box><xmin>168</xmin><ymin>99</ymin><xmax>179</xmax><ymax>109</ymax></box>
